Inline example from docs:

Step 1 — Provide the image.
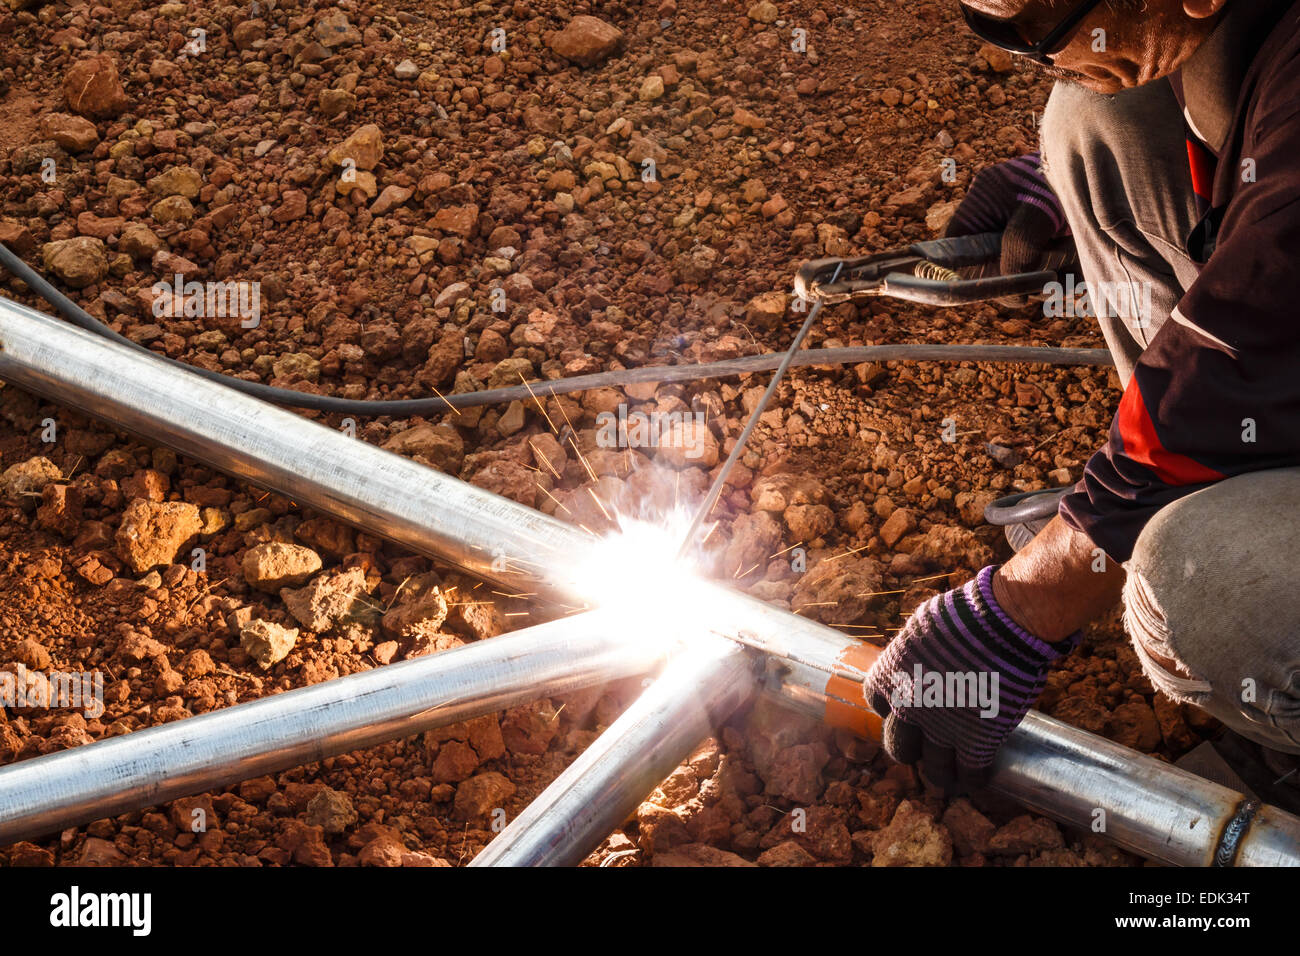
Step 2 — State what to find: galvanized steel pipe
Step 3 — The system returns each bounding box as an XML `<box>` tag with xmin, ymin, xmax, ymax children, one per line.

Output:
<box><xmin>0</xmin><ymin>611</ymin><xmax>669</xmax><ymax>845</ymax></box>
<box><xmin>470</xmin><ymin>641</ymin><xmax>758</xmax><ymax>867</ymax></box>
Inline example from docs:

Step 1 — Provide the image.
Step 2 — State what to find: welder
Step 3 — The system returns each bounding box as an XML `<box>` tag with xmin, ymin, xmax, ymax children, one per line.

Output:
<box><xmin>863</xmin><ymin>0</ymin><xmax>1300</xmax><ymax>810</ymax></box>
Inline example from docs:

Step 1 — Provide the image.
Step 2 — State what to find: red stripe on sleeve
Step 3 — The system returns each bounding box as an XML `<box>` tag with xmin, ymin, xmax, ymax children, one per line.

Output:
<box><xmin>1116</xmin><ymin>378</ymin><xmax>1224</xmax><ymax>486</ymax></box>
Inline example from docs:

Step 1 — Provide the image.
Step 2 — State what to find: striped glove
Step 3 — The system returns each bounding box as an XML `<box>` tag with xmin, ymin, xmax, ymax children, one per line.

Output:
<box><xmin>945</xmin><ymin>153</ymin><xmax>1068</xmax><ymax>275</ymax></box>
<box><xmin>863</xmin><ymin>566</ymin><xmax>1079</xmax><ymax>792</ymax></box>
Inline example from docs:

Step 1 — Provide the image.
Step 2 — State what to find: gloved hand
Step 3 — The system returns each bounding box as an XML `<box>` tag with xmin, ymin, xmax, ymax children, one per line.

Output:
<box><xmin>863</xmin><ymin>565</ymin><xmax>1079</xmax><ymax>792</ymax></box>
<box><xmin>945</xmin><ymin>153</ymin><xmax>1069</xmax><ymax>275</ymax></box>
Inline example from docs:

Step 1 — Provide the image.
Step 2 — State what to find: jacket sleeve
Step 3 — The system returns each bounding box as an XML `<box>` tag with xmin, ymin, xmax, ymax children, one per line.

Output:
<box><xmin>1060</xmin><ymin>71</ymin><xmax>1300</xmax><ymax>562</ymax></box>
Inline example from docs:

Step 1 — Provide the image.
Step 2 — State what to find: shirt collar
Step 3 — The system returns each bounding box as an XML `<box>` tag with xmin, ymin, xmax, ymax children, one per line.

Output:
<box><xmin>1178</xmin><ymin>0</ymin><xmax>1292</xmax><ymax>153</ymax></box>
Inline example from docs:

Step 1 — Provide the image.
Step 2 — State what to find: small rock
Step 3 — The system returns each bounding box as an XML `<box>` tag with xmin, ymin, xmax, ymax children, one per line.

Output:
<box><xmin>314</xmin><ymin>10</ymin><xmax>360</xmax><ymax>48</ymax></box>
<box><xmin>327</xmin><ymin>124</ymin><xmax>384</xmax><ymax>171</ymax></box>
<box><xmin>381</xmin><ymin>423</ymin><xmax>464</xmax><ymax>473</ymax></box>
<box><xmin>115</xmin><ymin>499</ymin><xmax>202</xmax><ymax>573</ymax></box>
<box><xmin>306</xmin><ymin>788</ymin><xmax>357</xmax><ymax>834</ymax></box>
<box><xmin>241</xmin><ymin>542</ymin><xmax>322</xmax><ymax>593</ymax></box>
<box><xmin>871</xmin><ymin>800</ymin><xmax>953</xmax><ymax>867</ymax></box>
<box><xmin>42</xmin><ymin>237</ymin><xmax>108</xmax><ymax>288</ymax></box>
<box><xmin>370</xmin><ymin>184</ymin><xmax>413</xmax><ymax>216</ymax></box>
<box><xmin>453</xmin><ymin>771</ymin><xmax>515</xmax><ymax>822</ymax></box>
<box><xmin>757</xmin><ymin>840</ymin><xmax>816</xmax><ymax>867</ymax></box>
<box><xmin>239</xmin><ymin>618</ymin><xmax>299</xmax><ymax>669</ymax></box>
<box><xmin>0</xmin><ymin>457</ymin><xmax>61</xmax><ymax>510</ymax></box>
<box><xmin>280</xmin><ymin>566</ymin><xmax>371</xmax><ymax>632</ymax></box>
<box><xmin>548</xmin><ymin>15</ymin><xmax>625</xmax><ymax>67</ymax></box>
<box><xmin>38</xmin><ymin>113</ymin><xmax>99</xmax><ymax>152</ymax></box>
<box><xmin>63</xmin><ymin>54</ymin><xmax>128</xmax><ymax>118</ymax></box>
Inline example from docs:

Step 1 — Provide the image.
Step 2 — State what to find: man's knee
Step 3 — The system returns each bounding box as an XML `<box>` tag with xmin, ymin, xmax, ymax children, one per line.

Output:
<box><xmin>1124</xmin><ymin>469</ymin><xmax>1300</xmax><ymax>752</ymax></box>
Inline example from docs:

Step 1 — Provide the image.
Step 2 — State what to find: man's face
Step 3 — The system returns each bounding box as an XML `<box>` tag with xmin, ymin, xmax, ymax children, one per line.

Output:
<box><xmin>962</xmin><ymin>1</ymin><xmax>1224</xmax><ymax>94</ymax></box>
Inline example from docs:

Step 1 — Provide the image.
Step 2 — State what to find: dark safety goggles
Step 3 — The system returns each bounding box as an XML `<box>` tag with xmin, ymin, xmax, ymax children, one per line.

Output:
<box><xmin>960</xmin><ymin>0</ymin><xmax>1106</xmax><ymax>65</ymax></box>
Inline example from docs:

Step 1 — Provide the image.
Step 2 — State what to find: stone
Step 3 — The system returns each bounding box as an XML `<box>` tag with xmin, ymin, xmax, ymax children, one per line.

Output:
<box><xmin>239</xmin><ymin>618</ymin><xmax>299</xmax><ymax>669</ymax></box>
<box><xmin>871</xmin><ymin>800</ymin><xmax>953</xmax><ymax>867</ymax></box>
<box><xmin>765</xmin><ymin>742</ymin><xmax>831</xmax><ymax>803</ymax></box>
<box><xmin>42</xmin><ymin>237</ymin><xmax>108</xmax><ymax>288</ymax></box>
<box><xmin>879</xmin><ymin>507</ymin><xmax>916</xmax><ymax>548</ymax></box>
<box><xmin>941</xmin><ymin>797</ymin><xmax>995</xmax><ymax>856</ymax></box>
<box><xmin>0</xmin><ymin>457</ymin><xmax>62</xmax><ymax>510</ymax></box>
<box><xmin>280</xmin><ymin>566</ymin><xmax>371</xmax><ymax>632</ymax></box>
<box><xmin>452</xmin><ymin>771</ymin><xmax>515</xmax><ymax>822</ymax></box>
<box><xmin>1109</xmin><ymin>700</ymin><xmax>1162</xmax><ymax>752</ymax></box>
<box><xmin>501</xmin><ymin>699</ymin><xmax>559</xmax><ymax>755</ymax></box>
<box><xmin>639</xmin><ymin>75</ymin><xmax>665</xmax><ymax>101</ymax></box>
<box><xmin>381</xmin><ymin>572</ymin><xmax>448</xmax><ymax>640</ymax></box>
<box><xmin>306</xmin><ymin>788</ymin><xmax>357</xmax><ymax>834</ymax></box>
<box><xmin>431</xmin><ymin>740</ymin><xmax>480</xmax><ymax>784</ymax></box>
<box><xmin>745</xmin><ymin>291</ymin><xmax>787</xmax><ymax>329</ymax></box>
<box><xmin>784</xmin><ymin>503</ymin><xmax>835</xmax><ymax>542</ymax></box>
<box><xmin>548</xmin><ymin>16</ymin><xmax>625</xmax><ymax>67</ymax></box>
<box><xmin>980</xmin><ymin>42</ymin><xmax>1015</xmax><ymax>73</ymax></box>
<box><xmin>381</xmin><ymin>423</ymin><xmax>464</xmax><ymax>473</ymax></box>
<box><xmin>370</xmin><ymin>184</ymin><xmax>413</xmax><ymax>216</ymax></box>
<box><xmin>757</xmin><ymin>840</ymin><xmax>816</xmax><ymax>867</ymax></box>
<box><xmin>272</xmin><ymin>189</ymin><xmax>307</xmax><ymax>223</ymax></box>
<box><xmin>431</xmin><ymin>204</ymin><xmax>479</xmax><ymax>238</ymax></box>
<box><xmin>654</xmin><ymin>418</ymin><xmax>719</xmax><ymax>469</ymax></box>
<box><xmin>327</xmin><ymin>124</ymin><xmax>384</xmax><ymax>171</ymax></box>
<box><xmin>232</xmin><ymin>18</ymin><xmax>266</xmax><ymax>50</ymax></box>
<box><xmin>652</xmin><ymin>844</ymin><xmax>757</xmax><ymax>867</ymax></box>
<box><xmin>988</xmin><ymin>815</ymin><xmax>1064</xmax><ymax>855</ymax></box>
<box><xmin>241</xmin><ymin>542</ymin><xmax>322</xmax><ymax>593</ymax></box>
<box><xmin>148</xmin><ymin>165</ymin><xmax>202</xmax><ymax>198</ymax></box>
<box><xmin>63</xmin><ymin>54</ymin><xmax>128</xmax><ymax>118</ymax></box>
<box><xmin>748</xmin><ymin>1</ymin><xmax>779</xmax><ymax>23</ymax></box>
<box><xmin>39</xmin><ymin>113</ymin><xmax>99</xmax><ymax>152</ymax></box>
<box><xmin>722</xmin><ymin>510</ymin><xmax>782</xmax><ymax>582</ymax></box>
<box><xmin>118</xmin><ymin>222</ymin><xmax>163</xmax><ymax>259</ymax></box>
<box><xmin>314</xmin><ymin>10</ymin><xmax>360</xmax><ymax>48</ymax></box>
<box><xmin>150</xmin><ymin>196</ymin><xmax>194</xmax><ymax>225</ymax></box>
<box><xmin>78</xmin><ymin>837</ymin><xmax>126</xmax><ymax>866</ymax></box>
<box><xmin>115</xmin><ymin>499</ymin><xmax>202</xmax><ymax>573</ymax></box>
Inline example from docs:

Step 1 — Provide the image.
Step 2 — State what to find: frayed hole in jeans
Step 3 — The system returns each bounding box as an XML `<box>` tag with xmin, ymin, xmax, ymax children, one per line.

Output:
<box><xmin>1123</xmin><ymin>571</ymin><xmax>1213</xmax><ymax>704</ymax></box>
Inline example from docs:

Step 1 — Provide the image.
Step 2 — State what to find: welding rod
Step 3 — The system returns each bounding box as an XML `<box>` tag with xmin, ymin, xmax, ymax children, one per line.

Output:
<box><xmin>677</xmin><ymin>276</ymin><xmax>838</xmax><ymax>558</ymax></box>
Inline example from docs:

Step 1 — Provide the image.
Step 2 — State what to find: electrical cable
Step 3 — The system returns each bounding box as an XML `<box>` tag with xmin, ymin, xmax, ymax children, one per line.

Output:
<box><xmin>0</xmin><ymin>241</ymin><xmax>1113</xmax><ymax>418</ymax></box>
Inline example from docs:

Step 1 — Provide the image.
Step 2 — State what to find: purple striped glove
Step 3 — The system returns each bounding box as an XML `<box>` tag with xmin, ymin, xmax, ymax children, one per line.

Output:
<box><xmin>946</xmin><ymin>153</ymin><xmax>1069</xmax><ymax>275</ymax></box>
<box><xmin>863</xmin><ymin>566</ymin><xmax>1079</xmax><ymax>792</ymax></box>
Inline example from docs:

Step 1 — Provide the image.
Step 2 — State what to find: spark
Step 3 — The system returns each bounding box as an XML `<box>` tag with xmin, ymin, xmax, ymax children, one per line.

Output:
<box><xmin>536</xmin><ymin>484</ymin><xmax>573</xmax><ymax>516</ymax></box>
<box><xmin>825</xmin><ymin>544</ymin><xmax>869</xmax><ymax>562</ymax></box>
<box><xmin>586</xmin><ymin>486</ymin><xmax>613</xmax><ymax>523</ymax></box>
<box><xmin>909</xmin><ymin>571</ymin><xmax>957</xmax><ymax>583</ymax></box>
<box><xmin>429</xmin><ymin>383</ymin><xmax>461</xmax><ymax>417</ymax></box>
<box><xmin>517</xmin><ymin>371</ymin><xmax>558</xmax><ymax>433</ymax></box>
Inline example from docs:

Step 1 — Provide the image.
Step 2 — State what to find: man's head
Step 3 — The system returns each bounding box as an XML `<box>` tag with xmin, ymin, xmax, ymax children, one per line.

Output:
<box><xmin>961</xmin><ymin>0</ymin><xmax>1230</xmax><ymax>93</ymax></box>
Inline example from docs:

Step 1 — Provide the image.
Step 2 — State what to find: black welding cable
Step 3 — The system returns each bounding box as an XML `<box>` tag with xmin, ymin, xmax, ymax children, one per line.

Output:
<box><xmin>0</xmin><ymin>241</ymin><xmax>1113</xmax><ymax>416</ymax></box>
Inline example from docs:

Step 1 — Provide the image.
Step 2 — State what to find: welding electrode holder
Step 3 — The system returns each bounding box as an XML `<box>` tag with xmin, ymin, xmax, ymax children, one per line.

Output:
<box><xmin>793</xmin><ymin>230</ymin><xmax>1065</xmax><ymax>307</ymax></box>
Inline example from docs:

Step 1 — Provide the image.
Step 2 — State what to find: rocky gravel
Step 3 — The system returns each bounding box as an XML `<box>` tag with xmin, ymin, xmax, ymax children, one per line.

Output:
<box><xmin>0</xmin><ymin>0</ymin><xmax>1214</xmax><ymax>868</ymax></box>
